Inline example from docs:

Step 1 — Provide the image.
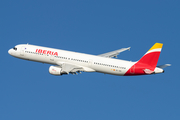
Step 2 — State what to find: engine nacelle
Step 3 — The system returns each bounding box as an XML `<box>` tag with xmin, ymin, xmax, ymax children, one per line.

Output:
<box><xmin>49</xmin><ymin>66</ymin><xmax>62</xmax><ymax>76</ymax></box>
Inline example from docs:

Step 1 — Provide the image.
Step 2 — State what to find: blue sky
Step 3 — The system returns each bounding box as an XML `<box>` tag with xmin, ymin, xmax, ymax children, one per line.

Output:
<box><xmin>1</xmin><ymin>0</ymin><xmax>179</xmax><ymax>120</ymax></box>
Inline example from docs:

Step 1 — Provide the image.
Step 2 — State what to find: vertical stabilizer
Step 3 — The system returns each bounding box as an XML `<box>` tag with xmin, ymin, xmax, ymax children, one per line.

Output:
<box><xmin>125</xmin><ymin>43</ymin><xmax>163</xmax><ymax>75</ymax></box>
<box><xmin>138</xmin><ymin>43</ymin><xmax>163</xmax><ymax>69</ymax></box>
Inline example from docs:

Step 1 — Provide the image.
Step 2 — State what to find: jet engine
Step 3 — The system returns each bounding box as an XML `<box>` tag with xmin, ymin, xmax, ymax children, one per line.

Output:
<box><xmin>49</xmin><ymin>66</ymin><xmax>63</xmax><ymax>75</ymax></box>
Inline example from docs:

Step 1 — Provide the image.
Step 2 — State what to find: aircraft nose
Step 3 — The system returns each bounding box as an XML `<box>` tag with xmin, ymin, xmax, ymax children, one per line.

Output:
<box><xmin>8</xmin><ymin>49</ymin><xmax>13</xmax><ymax>55</ymax></box>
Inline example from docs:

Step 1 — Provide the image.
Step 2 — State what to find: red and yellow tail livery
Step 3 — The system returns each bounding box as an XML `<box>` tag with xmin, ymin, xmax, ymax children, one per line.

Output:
<box><xmin>125</xmin><ymin>43</ymin><xmax>164</xmax><ymax>75</ymax></box>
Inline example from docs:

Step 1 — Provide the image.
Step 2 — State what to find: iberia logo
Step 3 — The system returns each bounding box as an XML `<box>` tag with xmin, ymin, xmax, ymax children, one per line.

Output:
<box><xmin>36</xmin><ymin>49</ymin><xmax>58</xmax><ymax>56</ymax></box>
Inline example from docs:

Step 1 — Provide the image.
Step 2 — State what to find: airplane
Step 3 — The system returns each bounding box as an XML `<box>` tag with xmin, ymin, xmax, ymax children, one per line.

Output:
<box><xmin>8</xmin><ymin>43</ymin><xmax>170</xmax><ymax>76</ymax></box>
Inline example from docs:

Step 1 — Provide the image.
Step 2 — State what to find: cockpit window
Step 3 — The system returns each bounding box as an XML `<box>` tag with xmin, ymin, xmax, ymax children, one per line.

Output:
<box><xmin>13</xmin><ymin>47</ymin><xmax>17</xmax><ymax>50</ymax></box>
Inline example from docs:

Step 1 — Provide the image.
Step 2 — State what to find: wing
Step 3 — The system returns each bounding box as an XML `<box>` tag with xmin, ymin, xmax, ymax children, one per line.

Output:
<box><xmin>56</xmin><ymin>61</ymin><xmax>95</xmax><ymax>75</ymax></box>
<box><xmin>98</xmin><ymin>47</ymin><xmax>130</xmax><ymax>58</ymax></box>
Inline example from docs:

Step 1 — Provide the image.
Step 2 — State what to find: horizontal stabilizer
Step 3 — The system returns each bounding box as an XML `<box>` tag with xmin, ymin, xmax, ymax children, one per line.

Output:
<box><xmin>157</xmin><ymin>64</ymin><xmax>171</xmax><ymax>69</ymax></box>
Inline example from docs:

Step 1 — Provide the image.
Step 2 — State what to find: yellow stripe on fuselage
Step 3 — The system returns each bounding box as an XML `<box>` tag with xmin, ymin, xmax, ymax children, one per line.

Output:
<box><xmin>148</xmin><ymin>43</ymin><xmax>163</xmax><ymax>52</ymax></box>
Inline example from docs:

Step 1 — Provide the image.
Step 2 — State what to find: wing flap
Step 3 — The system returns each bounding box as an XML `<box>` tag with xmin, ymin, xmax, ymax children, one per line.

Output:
<box><xmin>56</xmin><ymin>61</ymin><xmax>95</xmax><ymax>74</ymax></box>
<box><xmin>61</xmin><ymin>63</ymin><xmax>83</xmax><ymax>74</ymax></box>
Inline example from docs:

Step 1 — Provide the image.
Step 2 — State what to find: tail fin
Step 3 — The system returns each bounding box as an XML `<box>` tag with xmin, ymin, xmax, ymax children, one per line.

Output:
<box><xmin>138</xmin><ymin>43</ymin><xmax>163</xmax><ymax>70</ymax></box>
<box><xmin>124</xmin><ymin>43</ymin><xmax>164</xmax><ymax>76</ymax></box>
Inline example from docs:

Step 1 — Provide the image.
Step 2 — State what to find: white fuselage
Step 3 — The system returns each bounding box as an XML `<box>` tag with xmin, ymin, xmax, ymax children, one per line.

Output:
<box><xmin>8</xmin><ymin>44</ymin><xmax>135</xmax><ymax>76</ymax></box>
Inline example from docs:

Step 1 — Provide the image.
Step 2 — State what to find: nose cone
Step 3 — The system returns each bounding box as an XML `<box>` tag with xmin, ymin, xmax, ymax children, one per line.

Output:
<box><xmin>8</xmin><ymin>49</ymin><xmax>13</xmax><ymax>55</ymax></box>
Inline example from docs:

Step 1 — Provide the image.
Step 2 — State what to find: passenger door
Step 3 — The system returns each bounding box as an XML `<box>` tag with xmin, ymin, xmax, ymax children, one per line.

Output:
<box><xmin>20</xmin><ymin>46</ymin><xmax>25</xmax><ymax>56</ymax></box>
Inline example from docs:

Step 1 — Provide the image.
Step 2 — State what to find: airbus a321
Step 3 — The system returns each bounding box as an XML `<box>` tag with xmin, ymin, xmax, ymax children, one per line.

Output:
<box><xmin>8</xmin><ymin>43</ymin><xmax>170</xmax><ymax>76</ymax></box>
